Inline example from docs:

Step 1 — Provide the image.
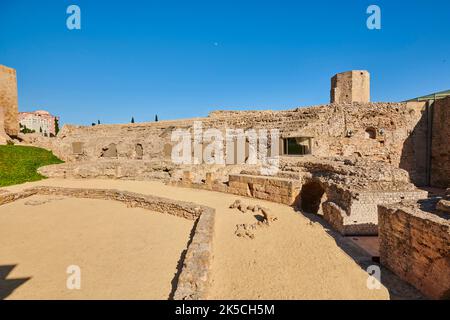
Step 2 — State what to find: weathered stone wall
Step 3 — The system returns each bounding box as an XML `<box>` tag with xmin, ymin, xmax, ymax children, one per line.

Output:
<box><xmin>337</xmin><ymin>190</ymin><xmax>428</xmax><ymax>235</ymax></box>
<box><xmin>0</xmin><ymin>106</ymin><xmax>10</xmax><ymax>144</ymax></box>
<box><xmin>330</xmin><ymin>70</ymin><xmax>370</xmax><ymax>104</ymax></box>
<box><xmin>431</xmin><ymin>96</ymin><xmax>450</xmax><ymax>188</ymax></box>
<box><xmin>227</xmin><ymin>174</ymin><xmax>301</xmax><ymax>205</ymax></box>
<box><xmin>379</xmin><ymin>203</ymin><xmax>450</xmax><ymax>299</ymax></box>
<box><xmin>0</xmin><ymin>65</ymin><xmax>19</xmax><ymax>137</ymax></box>
<box><xmin>43</xmin><ymin>101</ymin><xmax>428</xmax><ymax>185</ymax></box>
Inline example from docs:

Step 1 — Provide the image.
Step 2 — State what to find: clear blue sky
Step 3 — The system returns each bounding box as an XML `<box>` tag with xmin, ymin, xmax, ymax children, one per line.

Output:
<box><xmin>1</xmin><ymin>0</ymin><xmax>449</xmax><ymax>126</ymax></box>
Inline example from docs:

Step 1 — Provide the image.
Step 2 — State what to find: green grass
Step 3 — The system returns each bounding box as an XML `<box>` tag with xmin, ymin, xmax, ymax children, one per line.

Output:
<box><xmin>0</xmin><ymin>145</ymin><xmax>63</xmax><ymax>187</ymax></box>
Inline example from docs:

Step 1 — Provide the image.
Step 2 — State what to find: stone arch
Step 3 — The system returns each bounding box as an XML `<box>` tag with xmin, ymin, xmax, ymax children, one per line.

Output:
<box><xmin>135</xmin><ymin>143</ymin><xmax>143</xmax><ymax>160</ymax></box>
<box><xmin>365</xmin><ymin>127</ymin><xmax>377</xmax><ymax>139</ymax></box>
<box><xmin>299</xmin><ymin>181</ymin><xmax>326</xmax><ymax>214</ymax></box>
<box><xmin>101</xmin><ymin>143</ymin><xmax>117</xmax><ymax>158</ymax></box>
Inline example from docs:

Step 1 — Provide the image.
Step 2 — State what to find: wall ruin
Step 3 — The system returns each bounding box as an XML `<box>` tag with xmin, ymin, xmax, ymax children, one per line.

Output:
<box><xmin>330</xmin><ymin>70</ymin><xmax>370</xmax><ymax>104</ymax></box>
<box><xmin>379</xmin><ymin>202</ymin><xmax>450</xmax><ymax>299</ymax></box>
<box><xmin>41</xmin><ymin>101</ymin><xmax>429</xmax><ymax>186</ymax></box>
<box><xmin>0</xmin><ymin>65</ymin><xmax>19</xmax><ymax>137</ymax></box>
<box><xmin>431</xmin><ymin>96</ymin><xmax>450</xmax><ymax>188</ymax></box>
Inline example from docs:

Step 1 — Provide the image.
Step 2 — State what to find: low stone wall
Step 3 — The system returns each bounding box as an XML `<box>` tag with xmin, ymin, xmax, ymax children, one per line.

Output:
<box><xmin>227</xmin><ymin>174</ymin><xmax>301</xmax><ymax>205</ymax></box>
<box><xmin>173</xmin><ymin>208</ymin><xmax>215</xmax><ymax>300</ymax></box>
<box><xmin>0</xmin><ymin>186</ymin><xmax>215</xmax><ymax>300</ymax></box>
<box><xmin>333</xmin><ymin>190</ymin><xmax>429</xmax><ymax>236</ymax></box>
<box><xmin>378</xmin><ymin>203</ymin><xmax>450</xmax><ymax>299</ymax></box>
<box><xmin>38</xmin><ymin>160</ymin><xmax>176</xmax><ymax>181</ymax></box>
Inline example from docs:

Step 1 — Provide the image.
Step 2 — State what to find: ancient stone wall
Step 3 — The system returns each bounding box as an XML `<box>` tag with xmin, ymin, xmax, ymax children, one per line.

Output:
<box><xmin>0</xmin><ymin>65</ymin><xmax>19</xmax><ymax>137</ymax></box>
<box><xmin>379</xmin><ymin>203</ymin><xmax>450</xmax><ymax>299</ymax></box>
<box><xmin>330</xmin><ymin>70</ymin><xmax>370</xmax><ymax>104</ymax></box>
<box><xmin>227</xmin><ymin>174</ymin><xmax>301</xmax><ymax>205</ymax></box>
<box><xmin>431</xmin><ymin>96</ymin><xmax>450</xmax><ymax>188</ymax></box>
<box><xmin>337</xmin><ymin>190</ymin><xmax>428</xmax><ymax>235</ymax></box>
<box><xmin>45</xmin><ymin>101</ymin><xmax>428</xmax><ymax>185</ymax></box>
<box><xmin>0</xmin><ymin>106</ymin><xmax>10</xmax><ymax>144</ymax></box>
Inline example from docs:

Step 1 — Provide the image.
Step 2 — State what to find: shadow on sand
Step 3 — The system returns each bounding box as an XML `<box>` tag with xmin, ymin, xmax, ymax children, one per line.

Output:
<box><xmin>0</xmin><ymin>265</ymin><xmax>31</xmax><ymax>300</ymax></box>
<box><xmin>294</xmin><ymin>208</ymin><xmax>425</xmax><ymax>300</ymax></box>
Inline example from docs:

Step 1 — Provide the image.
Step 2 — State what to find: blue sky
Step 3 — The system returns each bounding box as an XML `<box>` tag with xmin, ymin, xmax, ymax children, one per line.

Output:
<box><xmin>1</xmin><ymin>0</ymin><xmax>449</xmax><ymax>125</ymax></box>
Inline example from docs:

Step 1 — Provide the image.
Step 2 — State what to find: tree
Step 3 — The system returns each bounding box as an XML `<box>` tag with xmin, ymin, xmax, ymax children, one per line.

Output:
<box><xmin>54</xmin><ymin>118</ymin><xmax>60</xmax><ymax>136</ymax></box>
<box><xmin>98</xmin><ymin>120</ymin><xmax>100</xmax><ymax>125</ymax></box>
<box><xmin>39</xmin><ymin>127</ymin><xmax>42</xmax><ymax>133</ymax></box>
<box><xmin>92</xmin><ymin>123</ymin><xmax>96</xmax><ymax>126</ymax></box>
<box><xmin>20</xmin><ymin>125</ymin><xmax>35</xmax><ymax>134</ymax></box>
<box><xmin>155</xmin><ymin>114</ymin><xmax>159</xmax><ymax>122</ymax></box>
<box><xmin>131</xmin><ymin>117</ymin><xmax>135</xmax><ymax>124</ymax></box>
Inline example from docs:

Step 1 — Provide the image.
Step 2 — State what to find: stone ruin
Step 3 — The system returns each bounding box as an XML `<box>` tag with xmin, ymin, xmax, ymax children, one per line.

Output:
<box><xmin>3</xmin><ymin>66</ymin><xmax>450</xmax><ymax>299</ymax></box>
<box><xmin>0</xmin><ymin>65</ymin><xmax>19</xmax><ymax>144</ymax></box>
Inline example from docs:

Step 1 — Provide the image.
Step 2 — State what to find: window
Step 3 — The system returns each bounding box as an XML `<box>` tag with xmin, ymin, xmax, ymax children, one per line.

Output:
<box><xmin>282</xmin><ymin>137</ymin><xmax>312</xmax><ymax>156</ymax></box>
<box><xmin>365</xmin><ymin>128</ymin><xmax>377</xmax><ymax>139</ymax></box>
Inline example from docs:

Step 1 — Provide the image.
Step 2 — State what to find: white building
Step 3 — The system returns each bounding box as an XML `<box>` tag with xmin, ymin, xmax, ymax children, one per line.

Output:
<box><xmin>19</xmin><ymin>110</ymin><xmax>59</xmax><ymax>136</ymax></box>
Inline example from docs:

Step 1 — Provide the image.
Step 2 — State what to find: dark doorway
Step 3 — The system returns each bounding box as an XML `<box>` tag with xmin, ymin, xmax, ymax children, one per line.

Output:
<box><xmin>300</xmin><ymin>181</ymin><xmax>326</xmax><ymax>214</ymax></box>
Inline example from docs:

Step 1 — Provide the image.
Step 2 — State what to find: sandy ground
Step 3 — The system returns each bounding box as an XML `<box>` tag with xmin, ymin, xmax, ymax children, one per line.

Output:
<box><xmin>0</xmin><ymin>195</ymin><xmax>193</xmax><ymax>299</ymax></box>
<box><xmin>1</xmin><ymin>179</ymin><xmax>390</xmax><ymax>300</ymax></box>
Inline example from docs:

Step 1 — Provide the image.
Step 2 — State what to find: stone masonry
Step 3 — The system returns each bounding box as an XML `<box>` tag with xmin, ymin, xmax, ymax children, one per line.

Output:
<box><xmin>331</xmin><ymin>70</ymin><xmax>370</xmax><ymax>104</ymax></box>
<box><xmin>431</xmin><ymin>96</ymin><xmax>450</xmax><ymax>188</ymax></box>
<box><xmin>0</xmin><ymin>65</ymin><xmax>19</xmax><ymax>137</ymax></box>
<box><xmin>379</xmin><ymin>202</ymin><xmax>450</xmax><ymax>299</ymax></box>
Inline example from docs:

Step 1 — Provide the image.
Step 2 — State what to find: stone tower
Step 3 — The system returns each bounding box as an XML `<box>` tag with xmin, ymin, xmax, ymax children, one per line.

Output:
<box><xmin>330</xmin><ymin>70</ymin><xmax>370</xmax><ymax>104</ymax></box>
<box><xmin>0</xmin><ymin>65</ymin><xmax>19</xmax><ymax>137</ymax></box>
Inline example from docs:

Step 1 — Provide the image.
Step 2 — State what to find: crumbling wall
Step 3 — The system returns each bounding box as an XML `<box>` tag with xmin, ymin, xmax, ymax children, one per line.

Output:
<box><xmin>45</xmin><ymin>102</ymin><xmax>428</xmax><ymax>185</ymax></box>
<box><xmin>379</xmin><ymin>203</ymin><xmax>450</xmax><ymax>299</ymax></box>
<box><xmin>431</xmin><ymin>96</ymin><xmax>450</xmax><ymax>188</ymax></box>
<box><xmin>0</xmin><ymin>65</ymin><xmax>19</xmax><ymax>137</ymax></box>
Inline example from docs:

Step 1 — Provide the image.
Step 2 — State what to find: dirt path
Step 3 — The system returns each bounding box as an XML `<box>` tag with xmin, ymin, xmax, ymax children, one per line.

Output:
<box><xmin>2</xmin><ymin>179</ymin><xmax>389</xmax><ymax>299</ymax></box>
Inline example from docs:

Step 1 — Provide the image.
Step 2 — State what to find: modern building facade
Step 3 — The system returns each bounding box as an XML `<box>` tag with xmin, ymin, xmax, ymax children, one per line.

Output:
<box><xmin>19</xmin><ymin>110</ymin><xmax>59</xmax><ymax>136</ymax></box>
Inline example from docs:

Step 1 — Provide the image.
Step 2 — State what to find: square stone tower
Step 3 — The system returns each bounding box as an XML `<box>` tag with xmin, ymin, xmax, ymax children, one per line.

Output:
<box><xmin>330</xmin><ymin>70</ymin><xmax>370</xmax><ymax>104</ymax></box>
<box><xmin>0</xmin><ymin>65</ymin><xmax>19</xmax><ymax>136</ymax></box>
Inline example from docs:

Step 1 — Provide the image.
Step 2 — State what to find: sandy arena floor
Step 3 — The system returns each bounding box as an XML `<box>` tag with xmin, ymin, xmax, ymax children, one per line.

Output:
<box><xmin>0</xmin><ymin>195</ymin><xmax>193</xmax><ymax>299</ymax></box>
<box><xmin>1</xmin><ymin>179</ymin><xmax>391</xmax><ymax>300</ymax></box>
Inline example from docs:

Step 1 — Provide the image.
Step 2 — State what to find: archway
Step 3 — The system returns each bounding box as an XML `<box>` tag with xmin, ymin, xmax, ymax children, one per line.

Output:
<box><xmin>135</xmin><ymin>144</ymin><xmax>143</xmax><ymax>160</ymax></box>
<box><xmin>300</xmin><ymin>181</ymin><xmax>326</xmax><ymax>214</ymax></box>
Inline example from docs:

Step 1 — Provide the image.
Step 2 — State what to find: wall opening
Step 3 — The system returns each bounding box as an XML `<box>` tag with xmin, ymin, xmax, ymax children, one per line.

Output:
<box><xmin>300</xmin><ymin>181</ymin><xmax>326</xmax><ymax>214</ymax></box>
<box><xmin>365</xmin><ymin>128</ymin><xmax>377</xmax><ymax>139</ymax></box>
<box><xmin>282</xmin><ymin>137</ymin><xmax>312</xmax><ymax>156</ymax></box>
<box><xmin>135</xmin><ymin>144</ymin><xmax>143</xmax><ymax>160</ymax></box>
<box><xmin>101</xmin><ymin>143</ymin><xmax>118</xmax><ymax>158</ymax></box>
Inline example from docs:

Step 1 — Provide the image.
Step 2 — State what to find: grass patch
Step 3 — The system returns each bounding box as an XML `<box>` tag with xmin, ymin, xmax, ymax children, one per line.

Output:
<box><xmin>0</xmin><ymin>145</ymin><xmax>63</xmax><ymax>187</ymax></box>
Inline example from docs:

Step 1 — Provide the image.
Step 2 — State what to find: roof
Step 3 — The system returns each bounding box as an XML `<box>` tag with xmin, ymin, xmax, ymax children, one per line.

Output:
<box><xmin>405</xmin><ymin>89</ymin><xmax>450</xmax><ymax>102</ymax></box>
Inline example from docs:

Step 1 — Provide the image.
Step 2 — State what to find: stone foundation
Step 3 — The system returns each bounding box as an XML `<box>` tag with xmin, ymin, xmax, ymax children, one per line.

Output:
<box><xmin>227</xmin><ymin>174</ymin><xmax>301</xmax><ymax>205</ymax></box>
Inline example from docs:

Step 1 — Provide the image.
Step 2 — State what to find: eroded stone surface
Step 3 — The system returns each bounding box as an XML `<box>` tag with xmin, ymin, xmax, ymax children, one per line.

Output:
<box><xmin>379</xmin><ymin>202</ymin><xmax>450</xmax><ymax>299</ymax></box>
